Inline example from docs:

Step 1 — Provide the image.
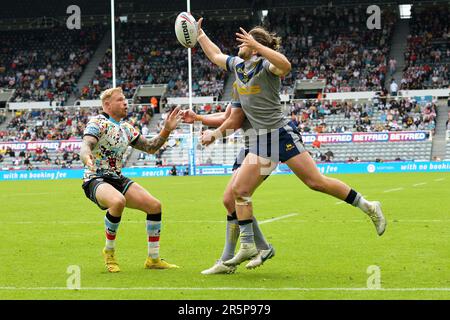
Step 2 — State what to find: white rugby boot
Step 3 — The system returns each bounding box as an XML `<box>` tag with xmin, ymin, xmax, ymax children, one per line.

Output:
<box><xmin>223</xmin><ymin>243</ymin><xmax>258</xmax><ymax>266</ymax></box>
<box><xmin>201</xmin><ymin>260</ymin><xmax>237</xmax><ymax>275</ymax></box>
<box><xmin>245</xmin><ymin>244</ymin><xmax>275</xmax><ymax>269</ymax></box>
<box><xmin>367</xmin><ymin>201</ymin><xmax>387</xmax><ymax>236</ymax></box>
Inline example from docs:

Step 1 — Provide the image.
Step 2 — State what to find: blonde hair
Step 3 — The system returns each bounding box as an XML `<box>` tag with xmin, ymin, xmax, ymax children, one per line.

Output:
<box><xmin>100</xmin><ymin>87</ymin><xmax>123</xmax><ymax>104</ymax></box>
<box><xmin>249</xmin><ymin>26</ymin><xmax>281</xmax><ymax>51</ymax></box>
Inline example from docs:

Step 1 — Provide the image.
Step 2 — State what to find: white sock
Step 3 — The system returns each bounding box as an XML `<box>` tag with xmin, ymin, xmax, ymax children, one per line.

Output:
<box><xmin>357</xmin><ymin>196</ymin><xmax>372</xmax><ymax>213</ymax></box>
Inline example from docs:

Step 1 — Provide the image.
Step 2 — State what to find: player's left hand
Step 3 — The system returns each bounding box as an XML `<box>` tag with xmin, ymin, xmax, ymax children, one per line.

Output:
<box><xmin>164</xmin><ymin>106</ymin><xmax>182</xmax><ymax>131</ymax></box>
<box><xmin>201</xmin><ymin>129</ymin><xmax>219</xmax><ymax>146</ymax></box>
<box><xmin>236</xmin><ymin>27</ymin><xmax>261</xmax><ymax>51</ymax></box>
<box><xmin>181</xmin><ymin>109</ymin><xmax>197</xmax><ymax>124</ymax></box>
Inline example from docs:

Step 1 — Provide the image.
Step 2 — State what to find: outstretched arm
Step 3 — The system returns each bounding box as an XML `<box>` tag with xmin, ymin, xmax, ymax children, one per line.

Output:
<box><xmin>197</xmin><ymin>18</ymin><xmax>229</xmax><ymax>70</ymax></box>
<box><xmin>182</xmin><ymin>105</ymin><xmax>232</xmax><ymax>127</ymax></box>
<box><xmin>133</xmin><ymin>106</ymin><xmax>182</xmax><ymax>154</ymax></box>
<box><xmin>201</xmin><ymin>107</ymin><xmax>245</xmax><ymax>146</ymax></box>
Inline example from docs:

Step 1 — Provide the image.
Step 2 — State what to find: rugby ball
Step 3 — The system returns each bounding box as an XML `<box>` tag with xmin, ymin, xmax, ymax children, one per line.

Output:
<box><xmin>175</xmin><ymin>12</ymin><xmax>198</xmax><ymax>48</ymax></box>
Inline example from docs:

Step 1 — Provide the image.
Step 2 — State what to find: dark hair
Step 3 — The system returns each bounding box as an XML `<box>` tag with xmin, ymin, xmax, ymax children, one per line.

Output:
<box><xmin>248</xmin><ymin>26</ymin><xmax>281</xmax><ymax>51</ymax></box>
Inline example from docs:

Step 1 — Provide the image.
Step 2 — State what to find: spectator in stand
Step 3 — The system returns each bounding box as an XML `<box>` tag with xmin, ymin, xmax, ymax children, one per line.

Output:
<box><xmin>169</xmin><ymin>165</ymin><xmax>177</xmax><ymax>176</ymax></box>
<box><xmin>389</xmin><ymin>58</ymin><xmax>397</xmax><ymax>76</ymax></box>
<box><xmin>325</xmin><ymin>149</ymin><xmax>335</xmax><ymax>162</ymax></box>
<box><xmin>390</xmin><ymin>79</ymin><xmax>398</xmax><ymax>96</ymax></box>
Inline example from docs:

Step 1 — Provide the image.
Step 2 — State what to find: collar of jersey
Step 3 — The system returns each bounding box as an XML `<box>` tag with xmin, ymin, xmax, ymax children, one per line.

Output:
<box><xmin>101</xmin><ymin>112</ymin><xmax>121</xmax><ymax>125</ymax></box>
<box><xmin>236</xmin><ymin>57</ymin><xmax>264</xmax><ymax>84</ymax></box>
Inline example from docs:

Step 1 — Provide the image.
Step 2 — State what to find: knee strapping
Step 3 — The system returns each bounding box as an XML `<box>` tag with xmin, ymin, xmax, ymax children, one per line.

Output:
<box><xmin>235</xmin><ymin>196</ymin><xmax>252</xmax><ymax>206</ymax></box>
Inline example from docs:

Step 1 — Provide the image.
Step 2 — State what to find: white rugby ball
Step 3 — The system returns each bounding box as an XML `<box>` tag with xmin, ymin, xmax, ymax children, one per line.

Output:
<box><xmin>175</xmin><ymin>12</ymin><xmax>198</xmax><ymax>48</ymax></box>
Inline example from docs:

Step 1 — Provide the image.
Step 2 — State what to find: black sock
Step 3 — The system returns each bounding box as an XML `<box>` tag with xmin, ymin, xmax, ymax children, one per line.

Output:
<box><xmin>106</xmin><ymin>211</ymin><xmax>121</xmax><ymax>223</ymax></box>
<box><xmin>146</xmin><ymin>212</ymin><xmax>162</xmax><ymax>221</ymax></box>
<box><xmin>238</xmin><ymin>219</ymin><xmax>253</xmax><ymax>226</ymax></box>
<box><xmin>344</xmin><ymin>189</ymin><xmax>361</xmax><ymax>207</ymax></box>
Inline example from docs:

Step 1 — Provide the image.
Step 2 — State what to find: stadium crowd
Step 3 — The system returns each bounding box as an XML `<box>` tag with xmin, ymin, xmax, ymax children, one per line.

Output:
<box><xmin>289</xmin><ymin>97</ymin><xmax>437</xmax><ymax>134</ymax></box>
<box><xmin>401</xmin><ymin>6</ymin><xmax>449</xmax><ymax>90</ymax></box>
<box><xmin>0</xmin><ymin>25</ymin><xmax>106</xmax><ymax>104</ymax></box>
<box><xmin>77</xmin><ymin>20</ymin><xmax>242</xmax><ymax>100</ymax></box>
<box><xmin>264</xmin><ymin>7</ymin><xmax>397</xmax><ymax>94</ymax></box>
<box><xmin>1</xmin><ymin>4</ymin><xmax>448</xmax><ymax>170</ymax></box>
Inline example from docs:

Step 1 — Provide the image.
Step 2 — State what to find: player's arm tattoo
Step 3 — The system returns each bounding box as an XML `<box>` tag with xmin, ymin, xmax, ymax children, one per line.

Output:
<box><xmin>133</xmin><ymin>134</ymin><xmax>167</xmax><ymax>154</ymax></box>
<box><xmin>80</xmin><ymin>135</ymin><xmax>98</xmax><ymax>165</ymax></box>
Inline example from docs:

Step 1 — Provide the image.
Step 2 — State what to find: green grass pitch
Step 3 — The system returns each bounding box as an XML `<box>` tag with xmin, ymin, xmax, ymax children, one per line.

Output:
<box><xmin>0</xmin><ymin>172</ymin><xmax>449</xmax><ymax>300</ymax></box>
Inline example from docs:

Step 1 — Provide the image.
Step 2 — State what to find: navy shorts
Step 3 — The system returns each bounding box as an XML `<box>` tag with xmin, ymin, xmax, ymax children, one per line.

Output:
<box><xmin>248</xmin><ymin>121</ymin><xmax>306</xmax><ymax>163</ymax></box>
<box><xmin>232</xmin><ymin>147</ymin><xmax>249</xmax><ymax>171</ymax></box>
<box><xmin>82</xmin><ymin>174</ymin><xmax>134</xmax><ymax>210</ymax></box>
<box><xmin>232</xmin><ymin>147</ymin><xmax>270</xmax><ymax>181</ymax></box>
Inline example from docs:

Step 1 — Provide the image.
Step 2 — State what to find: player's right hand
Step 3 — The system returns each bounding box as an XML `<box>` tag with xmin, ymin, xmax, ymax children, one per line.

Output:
<box><xmin>164</xmin><ymin>106</ymin><xmax>182</xmax><ymax>132</ymax></box>
<box><xmin>86</xmin><ymin>154</ymin><xmax>96</xmax><ymax>172</ymax></box>
<box><xmin>181</xmin><ymin>110</ymin><xmax>197</xmax><ymax>124</ymax></box>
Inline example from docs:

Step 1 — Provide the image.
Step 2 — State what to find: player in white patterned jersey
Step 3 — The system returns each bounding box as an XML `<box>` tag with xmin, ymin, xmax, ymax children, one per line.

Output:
<box><xmin>80</xmin><ymin>87</ymin><xmax>182</xmax><ymax>272</ymax></box>
<box><xmin>82</xmin><ymin>111</ymin><xmax>139</xmax><ymax>180</ymax></box>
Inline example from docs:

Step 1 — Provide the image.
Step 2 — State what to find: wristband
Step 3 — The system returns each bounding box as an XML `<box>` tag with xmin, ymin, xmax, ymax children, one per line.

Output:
<box><xmin>160</xmin><ymin>127</ymin><xmax>171</xmax><ymax>139</ymax></box>
<box><xmin>194</xmin><ymin>114</ymin><xmax>203</xmax><ymax>122</ymax></box>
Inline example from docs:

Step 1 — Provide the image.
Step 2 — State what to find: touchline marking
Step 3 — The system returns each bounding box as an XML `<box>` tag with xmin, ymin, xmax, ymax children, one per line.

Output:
<box><xmin>383</xmin><ymin>187</ymin><xmax>404</xmax><ymax>193</ymax></box>
<box><xmin>412</xmin><ymin>182</ymin><xmax>427</xmax><ymax>187</ymax></box>
<box><xmin>1</xmin><ymin>215</ymin><xmax>300</xmax><ymax>226</ymax></box>
<box><xmin>0</xmin><ymin>192</ymin><xmax>56</xmax><ymax>197</ymax></box>
<box><xmin>0</xmin><ymin>220</ymin><xmax>225</xmax><ymax>225</ymax></box>
<box><xmin>1</xmin><ymin>286</ymin><xmax>450</xmax><ymax>292</ymax></box>
<box><xmin>4</xmin><ymin>218</ymin><xmax>450</xmax><ymax>225</ymax></box>
<box><xmin>434</xmin><ymin>178</ymin><xmax>445</xmax><ymax>182</ymax></box>
<box><xmin>259</xmin><ymin>213</ymin><xmax>299</xmax><ymax>225</ymax></box>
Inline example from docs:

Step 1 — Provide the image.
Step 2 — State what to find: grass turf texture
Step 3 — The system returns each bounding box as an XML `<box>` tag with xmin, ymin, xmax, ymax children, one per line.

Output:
<box><xmin>0</xmin><ymin>172</ymin><xmax>449</xmax><ymax>300</ymax></box>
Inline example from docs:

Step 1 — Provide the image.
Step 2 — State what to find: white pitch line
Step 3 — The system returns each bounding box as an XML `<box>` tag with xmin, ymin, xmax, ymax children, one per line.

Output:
<box><xmin>412</xmin><ymin>182</ymin><xmax>427</xmax><ymax>187</ymax></box>
<box><xmin>259</xmin><ymin>213</ymin><xmax>299</xmax><ymax>225</ymax></box>
<box><xmin>383</xmin><ymin>187</ymin><xmax>404</xmax><ymax>193</ymax></box>
<box><xmin>1</xmin><ymin>215</ymin><xmax>300</xmax><ymax>226</ymax></box>
<box><xmin>0</xmin><ymin>192</ymin><xmax>56</xmax><ymax>197</ymax></box>
<box><xmin>1</xmin><ymin>286</ymin><xmax>450</xmax><ymax>292</ymax></box>
<box><xmin>0</xmin><ymin>220</ymin><xmax>225</xmax><ymax>225</ymax></box>
<box><xmin>4</xmin><ymin>218</ymin><xmax>450</xmax><ymax>225</ymax></box>
<box><xmin>434</xmin><ymin>178</ymin><xmax>445</xmax><ymax>182</ymax></box>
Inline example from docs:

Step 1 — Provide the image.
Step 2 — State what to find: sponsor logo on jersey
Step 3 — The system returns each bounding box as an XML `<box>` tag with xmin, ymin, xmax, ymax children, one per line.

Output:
<box><xmin>236</xmin><ymin>84</ymin><xmax>261</xmax><ymax>95</ymax></box>
<box><xmin>285</xmin><ymin>143</ymin><xmax>294</xmax><ymax>151</ymax></box>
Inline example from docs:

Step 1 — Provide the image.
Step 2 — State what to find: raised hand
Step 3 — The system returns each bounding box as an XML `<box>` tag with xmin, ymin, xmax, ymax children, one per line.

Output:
<box><xmin>236</xmin><ymin>27</ymin><xmax>260</xmax><ymax>51</ymax></box>
<box><xmin>181</xmin><ymin>109</ymin><xmax>197</xmax><ymax>124</ymax></box>
<box><xmin>201</xmin><ymin>129</ymin><xmax>219</xmax><ymax>146</ymax></box>
<box><xmin>164</xmin><ymin>106</ymin><xmax>182</xmax><ymax>132</ymax></box>
<box><xmin>197</xmin><ymin>17</ymin><xmax>204</xmax><ymax>36</ymax></box>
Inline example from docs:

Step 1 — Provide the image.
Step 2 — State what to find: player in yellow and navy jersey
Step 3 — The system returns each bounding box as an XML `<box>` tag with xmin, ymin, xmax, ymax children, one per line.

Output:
<box><xmin>195</xmin><ymin>18</ymin><xmax>387</xmax><ymax>269</ymax></box>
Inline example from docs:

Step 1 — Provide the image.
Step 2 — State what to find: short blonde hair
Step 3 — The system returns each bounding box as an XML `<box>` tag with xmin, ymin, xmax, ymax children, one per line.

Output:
<box><xmin>100</xmin><ymin>87</ymin><xmax>123</xmax><ymax>104</ymax></box>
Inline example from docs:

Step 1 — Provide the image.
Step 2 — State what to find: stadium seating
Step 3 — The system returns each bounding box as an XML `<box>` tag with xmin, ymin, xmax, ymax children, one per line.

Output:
<box><xmin>446</xmin><ymin>140</ymin><xmax>450</xmax><ymax>160</ymax></box>
<box><xmin>78</xmin><ymin>19</ymin><xmax>248</xmax><ymax>100</ymax></box>
<box><xmin>265</xmin><ymin>6</ymin><xmax>397</xmax><ymax>94</ymax></box>
<box><xmin>128</xmin><ymin>97</ymin><xmax>436</xmax><ymax>167</ymax></box>
<box><xmin>0</xmin><ymin>25</ymin><xmax>106</xmax><ymax>104</ymax></box>
<box><xmin>290</xmin><ymin>98</ymin><xmax>437</xmax><ymax>134</ymax></box>
<box><xmin>401</xmin><ymin>5</ymin><xmax>449</xmax><ymax>90</ymax></box>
